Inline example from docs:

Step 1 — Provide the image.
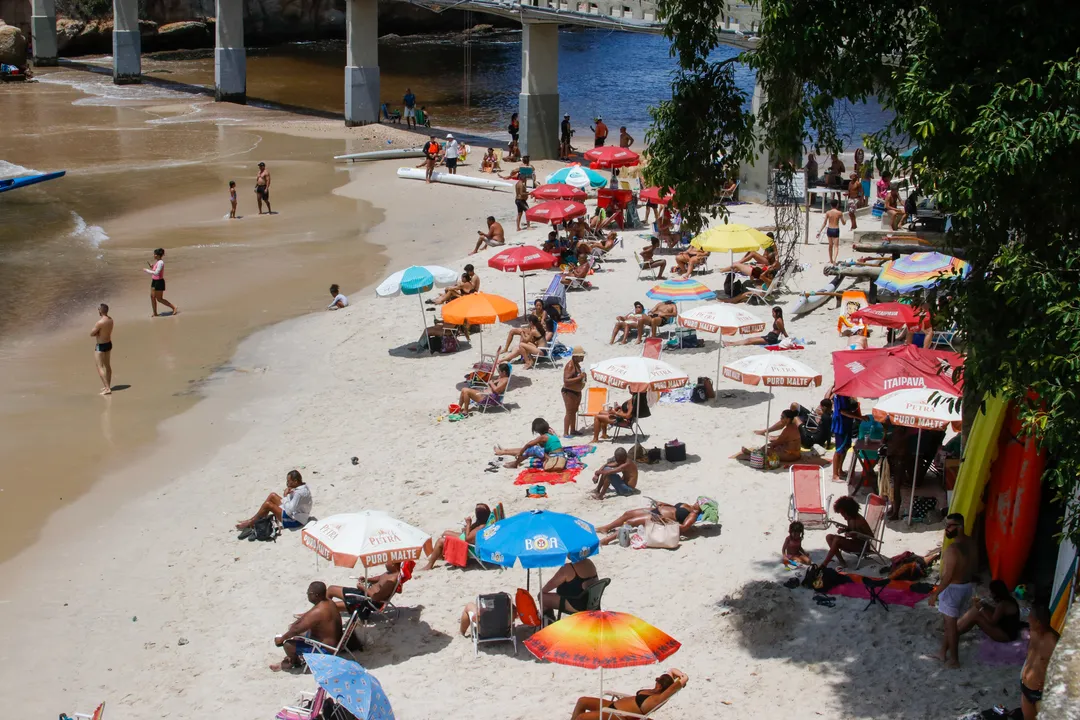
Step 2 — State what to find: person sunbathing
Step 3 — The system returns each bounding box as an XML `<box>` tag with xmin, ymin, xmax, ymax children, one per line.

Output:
<box><xmin>479</xmin><ymin>147</ymin><xmax>501</xmax><ymax>173</ymax></box>
<box><xmin>610</xmin><ymin>301</ymin><xmax>647</xmax><ymax>344</ymax></box>
<box><xmin>596</xmin><ymin>500</ymin><xmax>703</xmax><ymax>545</ymax></box>
<box><xmin>782</xmin><ymin>520</ymin><xmax>812</xmax><ymax>566</ymax></box>
<box><xmin>820</xmin><ymin>495</ymin><xmax>874</xmax><ymax>568</ymax></box>
<box><xmin>656</xmin><ymin>208</ymin><xmax>677</xmax><ymax>247</ymax></box>
<box><xmin>885</xmin><ymin>186</ymin><xmax>907</xmax><ymax>230</ymax></box>
<box><xmin>570</xmin><ymin>669</ymin><xmax>688</xmax><ymax>720</ymax></box>
<box><xmin>592</xmin><ymin>447</ymin><xmax>639</xmax><ymax>498</ymax></box>
<box><xmin>498</xmin><ymin>314</ymin><xmax>548</xmax><ymax>369</ymax></box>
<box><xmin>674</xmin><ymin>246</ymin><xmax>709</xmax><ymax>277</ymax></box>
<box><xmin>236</xmin><ymin>469</ymin><xmax>311</xmax><ymax>531</ymax></box>
<box><xmin>494</xmin><ymin>417</ymin><xmax>563</xmax><ymax>468</ymax></box>
<box><xmin>560</xmin><ymin>248</ymin><xmax>593</xmax><ymax>288</ymax></box>
<box><xmin>592</xmin><ymin>393</ymin><xmax>647</xmax><ymax>442</ymax></box>
<box><xmin>541</xmin><ymin>557</ymin><xmax>599</xmax><ymax>614</ymax></box>
<box><xmin>271</xmin><ymin>582</ymin><xmax>342</xmax><ymax>672</ymax></box>
<box><xmin>505</xmin><ymin>302</ymin><xmax>546</xmax><ymax>353</ymax></box>
<box><xmin>636</xmin><ymin>300</ymin><xmax>678</xmax><ymax>340</ymax></box>
<box><xmin>726</xmin><ymin>306</ymin><xmax>787</xmax><ymax>347</ymax></box>
<box><xmin>327</xmin><ymin>562</ymin><xmax>404</xmax><ymax>618</ymax></box>
<box><xmin>639</xmin><ymin>236</ymin><xmax>667</xmax><ymax>279</ymax></box>
<box><xmin>956</xmin><ymin>579</ymin><xmax>1022</xmax><ymax>643</ymax></box>
<box><xmin>735</xmin><ymin>408</ymin><xmax>802</xmax><ymax>462</ymax></box>
<box><xmin>505</xmin><ymin>139</ymin><xmax>521</xmax><ymax>163</ymax></box>
<box><xmin>423</xmin><ymin>503</ymin><xmax>492</xmax><ymax>570</ymax></box>
<box><xmin>428</xmin><ymin>265</ymin><xmax>480</xmax><ymax>305</ymax></box>
<box><xmin>584</xmin><ymin>231</ymin><xmax>618</xmax><ymax>253</ymax></box>
<box><xmin>458</xmin><ymin>363</ymin><xmax>511</xmax><ymax>415</ymax></box>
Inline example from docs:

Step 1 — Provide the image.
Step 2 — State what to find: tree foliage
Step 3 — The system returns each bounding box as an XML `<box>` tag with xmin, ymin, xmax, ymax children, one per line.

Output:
<box><xmin>649</xmin><ymin>0</ymin><xmax>1080</xmax><ymax>543</ymax></box>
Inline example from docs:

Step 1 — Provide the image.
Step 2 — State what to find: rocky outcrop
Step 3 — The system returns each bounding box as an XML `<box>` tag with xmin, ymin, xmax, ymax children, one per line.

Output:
<box><xmin>55</xmin><ymin>17</ymin><xmax>158</xmax><ymax>55</ymax></box>
<box><xmin>155</xmin><ymin>20</ymin><xmax>213</xmax><ymax>50</ymax></box>
<box><xmin>0</xmin><ymin>20</ymin><xmax>28</xmax><ymax>67</ymax></box>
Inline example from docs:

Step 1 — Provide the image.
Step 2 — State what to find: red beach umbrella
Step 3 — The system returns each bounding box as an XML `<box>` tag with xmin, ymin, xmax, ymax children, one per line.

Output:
<box><xmin>488</xmin><ymin>245</ymin><xmax>559</xmax><ymax>311</ymax></box>
<box><xmin>832</xmin><ymin>345</ymin><xmax>963</xmax><ymax>399</ymax></box>
<box><xmin>583</xmin><ymin>146</ymin><xmax>640</xmax><ymax>169</ymax></box>
<box><xmin>526</xmin><ymin>200</ymin><xmax>588</xmax><ymax>225</ymax></box>
<box><xmin>850</xmin><ymin>302</ymin><xmax>924</xmax><ymax>329</ymax></box>
<box><xmin>530</xmin><ymin>183</ymin><xmax>588</xmax><ymax>202</ymax></box>
<box><xmin>639</xmin><ymin>186</ymin><xmax>675</xmax><ymax>205</ymax></box>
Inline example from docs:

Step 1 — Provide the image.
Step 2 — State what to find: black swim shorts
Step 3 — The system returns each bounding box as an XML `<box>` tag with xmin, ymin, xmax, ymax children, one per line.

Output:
<box><xmin>446</xmin><ymin>157</ymin><xmax>458</xmax><ymax>169</ymax></box>
<box><xmin>516</xmin><ymin>199</ymin><xmax>529</xmax><ymax>213</ymax></box>
<box><xmin>1021</xmin><ymin>681</ymin><xmax>1043</xmax><ymax>704</ymax></box>
<box><xmin>826</xmin><ymin>227</ymin><xmax>840</xmax><ymax>238</ymax></box>
<box><xmin>96</xmin><ymin>341</ymin><xmax>113</xmax><ymax>353</ymax></box>
<box><xmin>151</xmin><ymin>278</ymin><xmax>166</xmax><ymax>292</ymax></box>
<box><xmin>256</xmin><ymin>186</ymin><xmax>269</xmax><ymax>200</ymax></box>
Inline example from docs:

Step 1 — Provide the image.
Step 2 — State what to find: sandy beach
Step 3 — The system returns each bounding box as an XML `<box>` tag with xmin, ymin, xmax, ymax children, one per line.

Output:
<box><xmin>0</xmin><ymin>78</ymin><xmax>1024</xmax><ymax>718</ymax></box>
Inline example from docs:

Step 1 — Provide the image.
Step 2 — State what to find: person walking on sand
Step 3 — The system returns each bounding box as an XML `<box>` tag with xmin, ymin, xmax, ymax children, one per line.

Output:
<box><xmin>561</xmin><ymin>346</ymin><xmax>586</xmax><ymax>438</ymax></box>
<box><xmin>403</xmin><ymin>87</ymin><xmax>416</xmax><ymax>127</ymax></box>
<box><xmin>514</xmin><ymin>175</ymin><xmax>531</xmax><ymax>232</ymax></box>
<box><xmin>816</xmin><ymin>198</ymin><xmax>846</xmax><ymax>264</ymax></box>
<box><xmin>90</xmin><ymin>303</ymin><xmax>114</xmax><ymax>396</ymax></box>
<box><xmin>255</xmin><ymin>162</ymin><xmax>272</xmax><ymax>214</ymax></box>
<box><xmin>228</xmin><ymin>180</ymin><xmax>237</xmax><ymax>219</ymax></box>
<box><xmin>144</xmin><ymin>248</ymin><xmax>178</xmax><ymax>317</ymax></box>
<box><xmin>928</xmin><ymin>513</ymin><xmax>976</xmax><ymax>668</ymax></box>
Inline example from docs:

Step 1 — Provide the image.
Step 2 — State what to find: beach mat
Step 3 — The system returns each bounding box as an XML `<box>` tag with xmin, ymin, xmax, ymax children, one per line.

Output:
<box><xmin>515</xmin><ymin>468</ymin><xmax>581</xmax><ymax>485</ymax></box>
<box><xmin>977</xmin><ymin>630</ymin><xmax>1029</xmax><ymax>666</ymax></box>
<box><xmin>557</xmin><ymin>319</ymin><xmax>579</xmax><ymax>334</ymax></box>
<box><xmin>829</xmin><ymin>582</ymin><xmax>928</xmax><ymax>608</ymax></box>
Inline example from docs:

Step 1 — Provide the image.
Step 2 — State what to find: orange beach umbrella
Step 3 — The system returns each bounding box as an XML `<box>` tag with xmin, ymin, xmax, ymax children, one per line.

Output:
<box><xmin>441</xmin><ymin>292</ymin><xmax>519</xmax><ymax>355</ymax></box>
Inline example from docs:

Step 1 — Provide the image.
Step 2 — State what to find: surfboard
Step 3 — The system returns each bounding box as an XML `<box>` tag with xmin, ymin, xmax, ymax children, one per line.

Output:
<box><xmin>396</xmin><ymin>168</ymin><xmax>515</xmax><ymax>192</ymax></box>
<box><xmin>334</xmin><ymin>148</ymin><xmax>426</xmax><ymax>161</ymax></box>
<box><xmin>1051</xmin><ymin>486</ymin><xmax>1079</xmax><ymax>633</ymax></box>
<box><xmin>0</xmin><ymin>170</ymin><xmax>66</xmax><ymax>194</ymax></box>
<box><xmin>790</xmin><ymin>276</ymin><xmax>843</xmax><ymax>318</ymax></box>
<box><xmin>984</xmin><ymin>402</ymin><xmax>1046</xmax><ymax>588</ymax></box>
<box><xmin>946</xmin><ymin>393</ymin><xmax>1008</xmax><ymax>545</ymax></box>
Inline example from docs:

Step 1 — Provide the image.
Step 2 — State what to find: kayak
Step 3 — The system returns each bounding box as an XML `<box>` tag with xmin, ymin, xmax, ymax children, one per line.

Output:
<box><xmin>0</xmin><ymin>170</ymin><xmax>66</xmax><ymax>194</ymax></box>
<box><xmin>396</xmin><ymin>168</ymin><xmax>514</xmax><ymax>192</ymax></box>
<box><xmin>790</xmin><ymin>276</ymin><xmax>843</xmax><ymax>318</ymax></box>
<box><xmin>334</xmin><ymin>148</ymin><xmax>426</xmax><ymax>162</ymax></box>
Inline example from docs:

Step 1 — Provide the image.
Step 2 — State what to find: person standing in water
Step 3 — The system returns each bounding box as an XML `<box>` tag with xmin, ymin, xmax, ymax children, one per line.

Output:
<box><xmin>144</xmin><ymin>248</ymin><xmax>178</xmax><ymax>317</ymax></box>
<box><xmin>255</xmin><ymin>161</ymin><xmax>272</xmax><ymax>214</ymax></box>
<box><xmin>90</xmin><ymin>303</ymin><xmax>114</xmax><ymax>395</ymax></box>
<box><xmin>228</xmin><ymin>180</ymin><xmax>237</xmax><ymax>219</ymax></box>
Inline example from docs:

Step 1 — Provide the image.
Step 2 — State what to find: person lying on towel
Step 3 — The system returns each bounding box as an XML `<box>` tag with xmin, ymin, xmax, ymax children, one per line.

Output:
<box><xmin>595</xmin><ymin>500</ymin><xmax>701</xmax><ymax>546</ymax></box>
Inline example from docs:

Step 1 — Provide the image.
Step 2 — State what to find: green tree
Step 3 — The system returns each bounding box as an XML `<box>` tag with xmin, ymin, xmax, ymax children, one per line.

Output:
<box><xmin>648</xmin><ymin>0</ymin><xmax>1080</xmax><ymax>543</ymax></box>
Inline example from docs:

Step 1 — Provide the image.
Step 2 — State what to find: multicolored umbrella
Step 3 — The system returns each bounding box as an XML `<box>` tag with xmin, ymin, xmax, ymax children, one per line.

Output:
<box><xmin>850</xmin><ymin>302</ymin><xmax>924</xmax><ymax>329</ymax></box>
<box><xmin>832</xmin><ymin>345</ymin><xmax>963</xmax><ymax>399</ymax></box>
<box><xmin>583</xmin><ymin>146</ymin><xmax>641</xmax><ymax>169</ymax></box>
<box><xmin>546</xmin><ymin>164</ymin><xmax>608</xmax><ymax>189</ymax></box>
<box><xmin>723</xmin><ymin>355</ymin><xmax>823</xmax><ymax>449</ymax></box>
<box><xmin>488</xmin><ymin>246</ymin><xmax>559</xmax><ymax>311</ymax></box>
<box><xmin>303</xmin><ymin>654</ymin><xmax>395</xmax><ymax>720</ymax></box>
<box><xmin>302</xmin><ymin>511</ymin><xmax>433</xmax><ymax>569</ymax></box>
<box><xmin>526</xmin><ymin>200</ymin><xmax>588</xmax><ymax>225</ymax></box>
<box><xmin>524</xmin><ymin>611</ymin><xmax>680</xmax><ymax>716</ymax></box>
<box><xmin>678</xmin><ymin>304</ymin><xmax>766</xmax><ymax>386</ymax></box>
<box><xmin>375</xmin><ymin>265</ymin><xmax>460</xmax><ymax>334</ymax></box>
<box><xmin>645</xmin><ymin>278</ymin><xmax>716</xmax><ymax>303</ymax></box>
<box><xmin>691</xmin><ymin>224</ymin><xmax>774</xmax><ymax>254</ymax></box>
<box><xmin>639</xmin><ymin>186</ymin><xmax>675</xmax><ymax>206</ymax></box>
<box><xmin>876</xmin><ymin>252</ymin><xmax>970</xmax><ymax>294</ymax></box>
<box><xmin>441</xmin><ymin>292</ymin><xmax>519</xmax><ymax>355</ymax></box>
<box><xmin>531</xmin><ymin>183</ymin><xmax>588</xmax><ymax>201</ymax></box>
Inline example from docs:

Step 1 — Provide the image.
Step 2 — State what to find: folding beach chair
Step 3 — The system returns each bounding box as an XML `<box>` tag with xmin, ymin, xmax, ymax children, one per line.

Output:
<box><xmin>380</xmin><ymin>103</ymin><xmax>402</xmax><ymax>124</ymax></box>
<box><xmin>556</xmin><ymin>577</ymin><xmax>611</xmax><ymax>619</ymax></box>
<box><xmin>599</xmin><ymin>684</ymin><xmax>683</xmax><ymax>719</ymax></box>
<box><xmin>471</xmin><ymin>591</ymin><xmax>517</xmax><ymax>656</ymax></box>
<box><xmin>845</xmin><ymin>419</ymin><xmax>885</xmax><ymax>489</ymax></box>
<box><xmin>634</xmin><ymin>250</ymin><xmax>660</xmax><ymax>280</ymax></box>
<box><xmin>930</xmin><ymin>322</ymin><xmax>960</xmax><ymax>352</ymax></box>
<box><xmin>717</xmin><ymin>179</ymin><xmax>740</xmax><ymax>204</ymax></box>
<box><xmin>69</xmin><ymin>702</ymin><xmax>106</xmax><ymax>720</ymax></box>
<box><xmin>533</xmin><ymin>273</ymin><xmax>568</xmax><ymax>310</ymax></box>
<box><xmin>276</xmin><ymin>689</ymin><xmax>326</xmax><ymax>720</ymax></box>
<box><xmin>517</xmin><ymin>165</ymin><xmax>536</xmax><ymax>188</ymax></box>
<box><xmin>788</xmin><ymin>464</ymin><xmax>831</xmax><ymax>530</ymax></box>
<box><xmin>641</xmin><ymin>336</ymin><xmax>664</xmax><ymax>360</ymax></box>
<box><xmin>346</xmin><ymin>559</ymin><xmax>416</xmax><ymax>627</ymax></box>
<box><xmin>466</xmin><ymin>345</ymin><xmax>503</xmax><ymax>387</ymax></box>
<box><xmin>852</xmin><ymin>493</ymin><xmax>890</xmax><ymax>569</ymax></box>
<box><xmin>299</xmin><ymin>609</ymin><xmax>361</xmax><ymax>671</ymax></box>
<box><xmin>579</xmin><ymin>387</ymin><xmax>610</xmax><ymax>425</ymax></box>
<box><xmin>530</xmin><ymin>330</ymin><xmax>562</xmax><ymax>369</ymax></box>
<box><xmin>564</xmin><ymin>258</ymin><xmax>597</xmax><ymax>291</ymax></box>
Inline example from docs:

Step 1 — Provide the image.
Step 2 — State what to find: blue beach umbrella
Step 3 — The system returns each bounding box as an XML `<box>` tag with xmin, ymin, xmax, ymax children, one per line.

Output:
<box><xmin>304</xmin><ymin>654</ymin><xmax>395</xmax><ymax>720</ymax></box>
<box><xmin>375</xmin><ymin>264</ymin><xmax>459</xmax><ymax>335</ymax></box>
<box><xmin>545</xmin><ymin>164</ymin><xmax>608</xmax><ymax>189</ymax></box>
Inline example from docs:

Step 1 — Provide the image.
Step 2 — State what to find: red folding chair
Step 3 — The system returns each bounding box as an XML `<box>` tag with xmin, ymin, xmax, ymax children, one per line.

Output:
<box><xmin>788</xmin><ymin>464</ymin><xmax>831</xmax><ymax>529</ymax></box>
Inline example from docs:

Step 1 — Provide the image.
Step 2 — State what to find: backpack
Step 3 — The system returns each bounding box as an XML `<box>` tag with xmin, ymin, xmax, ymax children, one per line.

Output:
<box><xmin>251</xmin><ymin>515</ymin><xmax>279</xmax><ymax>542</ymax></box>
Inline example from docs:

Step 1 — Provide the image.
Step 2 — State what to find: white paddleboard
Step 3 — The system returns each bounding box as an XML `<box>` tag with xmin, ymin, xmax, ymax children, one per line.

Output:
<box><xmin>335</xmin><ymin>148</ymin><xmax>427</xmax><ymax>161</ymax></box>
<box><xmin>396</xmin><ymin>167</ymin><xmax>515</xmax><ymax>192</ymax></box>
<box><xmin>791</xmin><ymin>276</ymin><xmax>843</xmax><ymax>318</ymax></box>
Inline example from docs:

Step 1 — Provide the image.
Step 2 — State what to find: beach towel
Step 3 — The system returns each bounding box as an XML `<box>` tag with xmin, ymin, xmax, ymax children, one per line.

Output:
<box><xmin>514</xmin><ymin>467</ymin><xmax>581</xmax><ymax>486</ymax></box>
<box><xmin>564</xmin><ymin>444</ymin><xmax>597</xmax><ymax>459</ymax></box>
<box><xmin>977</xmin><ymin>630</ymin><xmax>1030</xmax><ymax>666</ymax></box>
<box><xmin>443</xmin><ymin>535</ymin><xmax>469</xmax><ymax>567</ymax></box>
<box><xmin>829</xmin><ymin>573</ymin><xmax>934</xmax><ymax>607</ymax></box>
<box><xmin>658</xmin><ymin>387</ymin><xmax>695</xmax><ymax>404</ymax></box>
<box><xmin>557</xmin><ymin>320</ymin><xmax>579</xmax><ymax>334</ymax></box>
<box><xmin>765</xmin><ymin>344</ymin><xmax>805</xmax><ymax>352</ymax></box>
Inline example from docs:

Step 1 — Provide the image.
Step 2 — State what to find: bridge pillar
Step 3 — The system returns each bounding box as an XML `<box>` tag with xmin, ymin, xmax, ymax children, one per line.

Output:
<box><xmin>215</xmin><ymin>0</ymin><xmax>246</xmax><ymax>103</ymax></box>
<box><xmin>344</xmin><ymin>0</ymin><xmax>379</xmax><ymax>126</ymax></box>
<box><xmin>112</xmin><ymin>0</ymin><xmax>141</xmax><ymax>84</ymax></box>
<box><xmin>741</xmin><ymin>78</ymin><xmax>772</xmax><ymax>202</ymax></box>
<box><xmin>30</xmin><ymin>0</ymin><xmax>58</xmax><ymax>66</ymax></box>
<box><xmin>519</xmin><ymin>22</ymin><xmax>560</xmax><ymax>160</ymax></box>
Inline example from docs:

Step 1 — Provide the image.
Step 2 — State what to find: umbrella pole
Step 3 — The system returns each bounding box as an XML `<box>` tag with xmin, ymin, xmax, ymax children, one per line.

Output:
<box><xmin>418</xmin><ymin>293</ymin><xmax>428</xmax><ymax>330</ymax></box>
<box><xmin>715</xmin><ymin>338</ymin><xmax>723</xmax><ymax>393</ymax></box>
<box><xmin>538</xmin><ymin>568</ymin><xmax>544</xmax><ymax>628</ymax></box>
<box><xmin>763</xmin><ymin>387</ymin><xmax>773</xmax><ymax>455</ymax></box>
<box><xmin>599</xmin><ymin>666</ymin><xmax>606</xmax><ymax>720</ymax></box>
<box><xmin>908</xmin><ymin>429</ymin><xmax>923</xmax><ymax>526</ymax></box>
<box><xmin>804</xmin><ymin>190</ymin><xmax>811</xmax><ymax>245</ymax></box>
<box><xmin>521</xmin><ymin>272</ymin><xmax>527</xmax><ymax>315</ymax></box>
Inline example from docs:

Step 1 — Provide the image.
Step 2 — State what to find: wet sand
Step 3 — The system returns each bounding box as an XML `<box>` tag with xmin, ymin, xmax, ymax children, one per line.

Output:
<box><xmin>0</xmin><ymin>70</ymin><xmax>406</xmax><ymax>561</ymax></box>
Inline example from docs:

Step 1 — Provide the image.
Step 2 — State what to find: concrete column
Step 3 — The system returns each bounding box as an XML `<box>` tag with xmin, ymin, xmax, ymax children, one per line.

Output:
<box><xmin>112</xmin><ymin>0</ymin><xmax>141</xmax><ymax>84</ymax></box>
<box><xmin>344</xmin><ymin>0</ymin><xmax>379</xmax><ymax>127</ymax></box>
<box><xmin>30</xmin><ymin>0</ymin><xmax>58</xmax><ymax>66</ymax></box>
<box><xmin>519</xmin><ymin>22</ymin><xmax>559</xmax><ymax>160</ymax></box>
<box><xmin>741</xmin><ymin>77</ymin><xmax>772</xmax><ymax>203</ymax></box>
<box><xmin>215</xmin><ymin>0</ymin><xmax>246</xmax><ymax>103</ymax></box>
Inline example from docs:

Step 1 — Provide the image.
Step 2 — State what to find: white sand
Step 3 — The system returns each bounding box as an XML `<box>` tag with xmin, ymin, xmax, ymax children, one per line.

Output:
<box><xmin>2</xmin><ymin>151</ymin><xmax>1015</xmax><ymax>719</ymax></box>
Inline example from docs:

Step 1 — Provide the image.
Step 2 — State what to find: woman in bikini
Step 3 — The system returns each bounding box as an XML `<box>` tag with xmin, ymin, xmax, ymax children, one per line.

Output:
<box><xmin>499</xmin><ymin>314</ymin><xmax>548</xmax><ymax>369</ymax></box>
<box><xmin>457</xmin><ymin>363</ymin><xmax>511</xmax><ymax>415</ymax></box>
<box><xmin>561</xmin><ymin>347</ymin><xmax>587</xmax><ymax>438</ymax></box>
<box><xmin>735</xmin><ymin>408</ymin><xmax>803</xmax><ymax>463</ymax></box>
<box><xmin>726</xmin><ymin>306</ymin><xmax>787</xmax><ymax>347</ymax></box>
<box><xmin>541</xmin><ymin>557</ymin><xmax>598</xmax><ymax>613</ymax></box>
<box><xmin>570</xmin><ymin>669</ymin><xmax>688</xmax><ymax>720</ymax></box>
<box><xmin>610</xmin><ymin>301</ymin><xmax>647</xmax><ymax>344</ymax></box>
<box><xmin>595</xmin><ymin>501</ymin><xmax>701</xmax><ymax>544</ymax></box>
<box><xmin>493</xmin><ymin>417</ymin><xmax>564</xmax><ymax>468</ymax></box>
<box><xmin>504</xmin><ymin>300</ymin><xmax>545</xmax><ymax>353</ymax></box>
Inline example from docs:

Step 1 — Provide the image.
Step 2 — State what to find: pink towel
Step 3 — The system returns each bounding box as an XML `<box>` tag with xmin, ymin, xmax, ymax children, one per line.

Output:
<box><xmin>829</xmin><ymin>582</ymin><xmax>929</xmax><ymax>607</ymax></box>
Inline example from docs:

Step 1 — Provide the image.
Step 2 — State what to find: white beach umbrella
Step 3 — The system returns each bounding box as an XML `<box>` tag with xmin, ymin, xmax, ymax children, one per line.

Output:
<box><xmin>722</xmin><ymin>354</ymin><xmax>823</xmax><ymax>452</ymax></box>
<box><xmin>375</xmin><ymin>265</ymin><xmax>459</xmax><ymax>340</ymax></box>
<box><xmin>678</xmin><ymin>304</ymin><xmax>766</xmax><ymax>387</ymax></box>
<box><xmin>302</xmin><ymin>511</ymin><xmax>433</xmax><ymax>570</ymax></box>
<box><xmin>589</xmin><ymin>356</ymin><xmax>690</xmax><ymax>393</ymax></box>
<box><xmin>872</xmin><ymin>388</ymin><xmax>962</xmax><ymax>525</ymax></box>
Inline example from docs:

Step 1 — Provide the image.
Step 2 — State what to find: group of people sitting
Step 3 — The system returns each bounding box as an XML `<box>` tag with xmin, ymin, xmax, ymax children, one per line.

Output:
<box><xmin>609</xmin><ymin>300</ymin><xmax>677</xmax><ymax>344</ymax></box>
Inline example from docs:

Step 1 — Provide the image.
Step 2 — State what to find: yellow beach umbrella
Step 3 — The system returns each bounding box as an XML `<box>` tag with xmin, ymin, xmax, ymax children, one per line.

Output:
<box><xmin>691</xmin><ymin>224</ymin><xmax>774</xmax><ymax>253</ymax></box>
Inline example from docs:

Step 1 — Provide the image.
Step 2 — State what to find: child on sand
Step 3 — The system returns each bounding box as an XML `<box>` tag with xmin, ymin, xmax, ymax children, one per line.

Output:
<box><xmin>228</xmin><ymin>180</ymin><xmax>237</xmax><ymax>218</ymax></box>
<box><xmin>782</xmin><ymin>521</ymin><xmax>811</xmax><ymax>567</ymax></box>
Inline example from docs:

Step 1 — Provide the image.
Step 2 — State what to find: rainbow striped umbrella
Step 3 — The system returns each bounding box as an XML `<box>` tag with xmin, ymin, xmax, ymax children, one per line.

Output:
<box><xmin>645</xmin><ymin>278</ymin><xmax>716</xmax><ymax>302</ymax></box>
<box><xmin>877</xmin><ymin>252</ymin><xmax>970</xmax><ymax>294</ymax></box>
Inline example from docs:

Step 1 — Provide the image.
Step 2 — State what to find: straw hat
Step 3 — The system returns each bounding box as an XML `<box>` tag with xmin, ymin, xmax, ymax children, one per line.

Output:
<box><xmin>572</xmin><ymin>346</ymin><xmax>586</xmax><ymax>357</ymax></box>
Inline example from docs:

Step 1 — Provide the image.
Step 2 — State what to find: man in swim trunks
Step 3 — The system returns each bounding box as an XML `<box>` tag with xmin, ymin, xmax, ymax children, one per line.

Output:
<box><xmin>591</xmin><ymin>116</ymin><xmax>608</xmax><ymax>147</ymax></box>
<box><xmin>514</xmin><ymin>175</ymin><xmax>531</xmax><ymax>231</ymax></box>
<box><xmin>1020</xmin><ymin>603</ymin><xmax>1059</xmax><ymax>719</ymax></box>
<box><xmin>560</xmin><ymin>113</ymin><xmax>573</xmax><ymax>160</ymax></box>
<box><xmin>471</xmin><ymin>216</ymin><xmax>505</xmax><ymax>254</ymax></box>
<box><xmin>816</xmin><ymin>198</ymin><xmax>846</xmax><ymax>264</ymax></box>
<box><xmin>271</xmin><ymin>582</ymin><xmax>342</xmax><ymax>672</ymax></box>
<box><xmin>255</xmin><ymin>162</ymin><xmax>272</xmax><ymax>214</ymax></box>
<box><xmin>928</xmin><ymin>512</ymin><xmax>976</xmax><ymax>667</ymax></box>
<box><xmin>90</xmin><ymin>303</ymin><xmax>114</xmax><ymax>396</ymax></box>
<box><xmin>327</xmin><ymin>562</ymin><xmax>404</xmax><ymax>618</ymax></box>
<box><xmin>592</xmin><ymin>447</ymin><xmax>639</xmax><ymax>498</ymax></box>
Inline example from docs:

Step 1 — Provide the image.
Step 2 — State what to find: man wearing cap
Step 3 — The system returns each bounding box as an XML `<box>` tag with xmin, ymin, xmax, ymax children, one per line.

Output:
<box><xmin>560</xmin><ymin>113</ymin><xmax>573</xmax><ymax>160</ymax></box>
<box><xmin>591</xmin><ymin>116</ymin><xmax>609</xmax><ymax>148</ymax></box>
<box><xmin>445</xmin><ymin>134</ymin><xmax>460</xmax><ymax>175</ymax></box>
<box><xmin>561</xmin><ymin>345</ymin><xmax>587</xmax><ymax>437</ymax></box>
<box><xmin>255</xmin><ymin>162</ymin><xmax>272</xmax><ymax>214</ymax></box>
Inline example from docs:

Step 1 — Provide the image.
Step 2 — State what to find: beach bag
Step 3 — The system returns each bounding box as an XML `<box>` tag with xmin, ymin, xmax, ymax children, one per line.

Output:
<box><xmin>645</xmin><ymin>448</ymin><xmax>663</xmax><ymax>464</ymax></box>
<box><xmin>440</xmin><ymin>334</ymin><xmax>458</xmax><ymax>354</ymax></box>
<box><xmin>749</xmin><ymin>448</ymin><xmax>766</xmax><ymax>469</ymax></box>
<box><xmin>664</xmin><ymin>440</ymin><xmax>686</xmax><ymax>462</ymax></box>
<box><xmin>251</xmin><ymin>516</ymin><xmax>279</xmax><ymax>542</ymax></box>
<box><xmin>691</xmin><ymin>383</ymin><xmax>708</xmax><ymax>403</ymax></box>
<box><xmin>644</xmin><ymin>517</ymin><xmax>680</xmax><ymax>549</ymax></box>
<box><xmin>871</xmin><ymin>200</ymin><xmax>885</xmax><ymax>218</ymax></box>
<box><xmin>526</xmin><ymin>485</ymin><xmax>547</xmax><ymax>498</ymax></box>
<box><xmin>698</xmin><ymin>376</ymin><xmax>715</xmax><ymax>399</ymax></box>
<box><xmin>543</xmin><ymin>455</ymin><xmax>567</xmax><ymax>472</ymax></box>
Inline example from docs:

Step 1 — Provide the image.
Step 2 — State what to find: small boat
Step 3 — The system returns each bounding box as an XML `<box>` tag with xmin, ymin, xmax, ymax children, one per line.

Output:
<box><xmin>0</xmin><ymin>170</ymin><xmax>66</xmax><ymax>194</ymax></box>
<box><xmin>396</xmin><ymin>167</ymin><xmax>514</xmax><ymax>192</ymax></box>
<box><xmin>790</xmin><ymin>275</ymin><xmax>843</xmax><ymax>318</ymax></box>
<box><xmin>334</xmin><ymin>148</ymin><xmax>426</xmax><ymax>162</ymax></box>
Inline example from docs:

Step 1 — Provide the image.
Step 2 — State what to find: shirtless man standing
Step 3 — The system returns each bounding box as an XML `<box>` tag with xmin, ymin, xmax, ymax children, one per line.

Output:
<box><xmin>1020</xmin><ymin>603</ymin><xmax>1060</xmax><ymax>719</ymax></box>
<box><xmin>816</xmin><ymin>199</ymin><xmax>846</xmax><ymax>264</ymax></box>
<box><xmin>928</xmin><ymin>513</ymin><xmax>976</xmax><ymax>667</ymax></box>
<box><xmin>471</xmin><ymin>216</ymin><xmax>505</xmax><ymax>254</ymax></box>
<box><xmin>90</xmin><ymin>303</ymin><xmax>114</xmax><ymax>396</ymax></box>
<box><xmin>271</xmin><ymin>581</ymin><xmax>342</xmax><ymax>672</ymax></box>
<box><xmin>514</xmin><ymin>175</ymin><xmax>531</xmax><ymax>232</ymax></box>
<box><xmin>255</xmin><ymin>162</ymin><xmax>272</xmax><ymax>214</ymax></box>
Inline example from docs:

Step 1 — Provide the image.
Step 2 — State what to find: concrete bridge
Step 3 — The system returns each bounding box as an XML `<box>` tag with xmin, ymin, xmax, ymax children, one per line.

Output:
<box><xmin>27</xmin><ymin>0</ymin><xmax>762</xmax><ymax>162</ymax></box>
